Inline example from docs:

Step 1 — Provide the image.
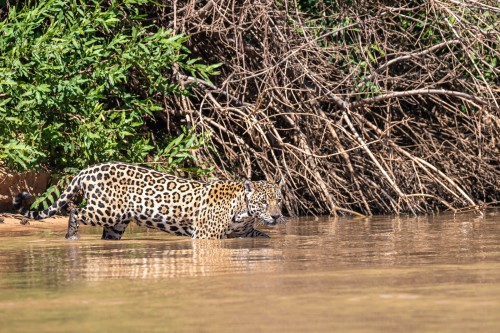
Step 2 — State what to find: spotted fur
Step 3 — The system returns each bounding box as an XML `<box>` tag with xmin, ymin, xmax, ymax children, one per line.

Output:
<box><xmin>13</xmin><ymin>162</ymin><xmax>285</xmax><ymax>240</ymax></box>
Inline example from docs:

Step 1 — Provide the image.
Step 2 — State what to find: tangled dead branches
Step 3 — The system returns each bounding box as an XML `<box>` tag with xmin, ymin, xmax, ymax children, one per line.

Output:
<box><xmin>155</xmin><ymin>0</ymin><xmax>499</xmax><ymax>216</ymax></box>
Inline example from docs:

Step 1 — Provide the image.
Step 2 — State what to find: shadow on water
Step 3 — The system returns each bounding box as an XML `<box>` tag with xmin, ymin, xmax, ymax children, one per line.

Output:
<box><xmin>0</xmin><ymin>210</ymin><xmax>499</xmax><ymax>332</ymax></box>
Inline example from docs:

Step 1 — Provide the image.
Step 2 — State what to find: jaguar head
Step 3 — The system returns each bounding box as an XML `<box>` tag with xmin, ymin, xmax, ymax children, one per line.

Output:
<box><xmin>244</xmin><ymin>179</ymin><xmax>285</xmax><ymax>225</ymax></box>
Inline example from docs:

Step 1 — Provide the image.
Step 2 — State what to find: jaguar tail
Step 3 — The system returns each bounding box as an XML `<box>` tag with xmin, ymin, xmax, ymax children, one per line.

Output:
<box><xmin>13</xmin><ymin>177</ymin><xmax>81</xmax><ymax>220</ymax></box>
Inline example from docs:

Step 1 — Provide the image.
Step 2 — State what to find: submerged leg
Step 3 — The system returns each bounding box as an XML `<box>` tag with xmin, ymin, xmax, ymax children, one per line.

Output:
<box><xmin>228</xmin><ymin>225</ymin><xmax>270</xmax><ymax>238</ymax></box>
<box><xmin>65</xmin><ymin>208</ymin><xmax>86</xmax><ymax>240</ymax></box>
<box><xmin>241</xmin><ymin>228</ymin><xmax>269</xmax><ymax>238</ymax></box>
<box><xmin>65</xmin><ymin>207</ymin><xmax>103</xmax><ymax>240</ymax></box>
<box><xmin>101</xmin><ymin>221</ymin><xmax>131</xmax><ymax>240</ymax></box>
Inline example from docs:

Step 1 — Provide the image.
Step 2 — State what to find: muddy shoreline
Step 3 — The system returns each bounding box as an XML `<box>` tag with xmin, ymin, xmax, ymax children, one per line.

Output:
<box><xmin>0</xmin><ymin>213</ymin><xmax>68</xmax><ymax>231</ymax></box>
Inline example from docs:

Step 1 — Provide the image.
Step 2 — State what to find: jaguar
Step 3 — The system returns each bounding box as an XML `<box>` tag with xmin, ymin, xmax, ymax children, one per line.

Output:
<box><xmin>13</xmin><ymin>162</ymin><xmax>285</xmax><ymax>240</ymax></box>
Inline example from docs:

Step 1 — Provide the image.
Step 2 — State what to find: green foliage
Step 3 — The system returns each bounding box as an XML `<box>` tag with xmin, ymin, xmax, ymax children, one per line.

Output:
<box><xmin>153</xmin><ymin>126</ymin><xmax>214</xmax><ymax>176</ymax></box>
<box><xmin>0</xmin><ymin>139</ymin><xmax>43</xmax><ymax>170</ymax></box>
<box><xmin>30</xmin><ymin>174</ymin><xmax>72</xmax><ymax>210</ymax></box>
<box><xmin>0</xmin><ymin>0</ymin><xmax>218</xmax><ymax>174</ymax></box>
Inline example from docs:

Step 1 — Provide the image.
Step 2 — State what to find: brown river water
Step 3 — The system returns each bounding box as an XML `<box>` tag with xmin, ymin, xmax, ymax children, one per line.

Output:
<box><xmin>0</xmin><ymin>210</ymin><xmax>499</xmax><ymax>333</ymax></box>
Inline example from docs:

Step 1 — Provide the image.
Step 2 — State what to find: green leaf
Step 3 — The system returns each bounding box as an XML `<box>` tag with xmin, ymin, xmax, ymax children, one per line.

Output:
<box><xmin>36</xmin><ymin>84</ymin><xmax>51</xmax><ymax>92</ymax></box>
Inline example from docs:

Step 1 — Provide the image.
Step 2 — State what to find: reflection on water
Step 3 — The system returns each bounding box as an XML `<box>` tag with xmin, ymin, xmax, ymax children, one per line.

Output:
<box><xmin>0</xmin><ymin>210</ymin><xmax>499</xmax><ymax>332</ymax></box>
<box><xmin>1</xmin><ymin>211</ymin><xmax>498</xmax><ymax>285</ymax></box>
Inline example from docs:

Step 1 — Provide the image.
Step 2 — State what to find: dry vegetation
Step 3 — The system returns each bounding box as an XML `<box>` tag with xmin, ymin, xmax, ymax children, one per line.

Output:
<box><xmin>155</xmin><ymin>0</ymin><xmax>499</xmax><ymax>216</ymax></box>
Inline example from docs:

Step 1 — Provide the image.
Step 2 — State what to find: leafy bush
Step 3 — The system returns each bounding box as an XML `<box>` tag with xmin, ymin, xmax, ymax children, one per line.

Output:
<box><xmin>0</xmin><ymin>0</ymin><xmax>219</xmax><ymax>174</ymax></box>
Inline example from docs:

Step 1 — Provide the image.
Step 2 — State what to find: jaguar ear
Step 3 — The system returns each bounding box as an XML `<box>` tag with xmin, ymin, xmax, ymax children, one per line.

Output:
<box><xmin>244</xmin><ymin>180</ymin><xmax>254</xmax><ymax>193</ymax></box>
<box><xmin>275</xmin><ymin>176</ymin><xmax>283</xmax><ymax>187</ymax></box>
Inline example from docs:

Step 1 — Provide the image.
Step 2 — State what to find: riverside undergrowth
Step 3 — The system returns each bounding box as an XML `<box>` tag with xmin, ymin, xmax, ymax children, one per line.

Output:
<box><xmin>0</xmin><ymin>0</ymin><xmax>218</xmax><ymax>173</ymax></box>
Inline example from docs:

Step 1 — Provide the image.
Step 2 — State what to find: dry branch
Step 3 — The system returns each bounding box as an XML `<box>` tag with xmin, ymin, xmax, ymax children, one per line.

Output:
<box><xmin>349</xmin><ymin>89</ymin><xmax>498</xmax><ymax>109</ymax></box>
<box><xmin>158</xmin><ymin>0</ymin><xmax>499</xmax><ymax>216</ymax></box>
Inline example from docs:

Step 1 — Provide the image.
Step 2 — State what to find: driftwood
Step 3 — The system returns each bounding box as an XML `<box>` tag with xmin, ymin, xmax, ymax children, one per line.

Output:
<box><xmin>155</xmin><ymin>0</ymin><xmax>499</xmax><ymax>216</ymax></box>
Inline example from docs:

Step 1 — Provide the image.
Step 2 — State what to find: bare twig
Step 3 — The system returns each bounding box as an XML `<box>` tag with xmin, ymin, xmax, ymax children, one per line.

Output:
<box><xmin>158</xmin><ymin>0</ymin><xmax>499</xmax><ymax>216</ymax></box>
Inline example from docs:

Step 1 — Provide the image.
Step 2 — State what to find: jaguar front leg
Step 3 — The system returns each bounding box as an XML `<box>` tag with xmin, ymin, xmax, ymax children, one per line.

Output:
<box><xmin>228</xmin><ymin>226</ymin><xmax>269</xmax><ymax>238</ymax></box>
<box><xmin>243</xmin><ymin>228</ymin><xmax>269</xmax><ymax>238</ymax></box>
